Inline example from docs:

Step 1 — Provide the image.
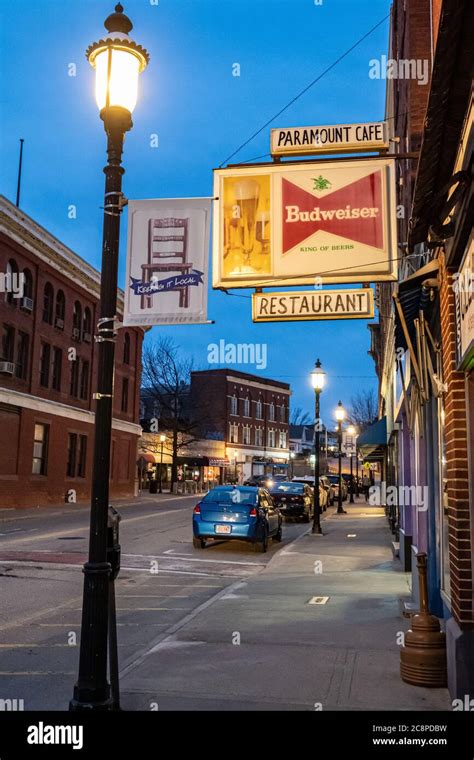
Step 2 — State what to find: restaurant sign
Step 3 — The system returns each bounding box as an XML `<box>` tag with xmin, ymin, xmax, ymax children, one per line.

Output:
<box><xmin>454</xmin><ymin>242</ymin><xmax>474</xmax><ymax>370</ymax></box>
<box><xmin>270</xmin><ymin>122</ymin><xmax>388</xmax><ymax>157</ymax></box>
<box><xmin>252</xmin><ymin>288</ymin><xmax>374</xmax><ymax>322</ymax></box>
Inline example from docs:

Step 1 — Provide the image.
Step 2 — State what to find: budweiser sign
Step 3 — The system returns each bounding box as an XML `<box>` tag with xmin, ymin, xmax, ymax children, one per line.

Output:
<box><xmin>212</xmin><ymin>158</ymin><xmax>397</xmax><ymax>288</ymax></box>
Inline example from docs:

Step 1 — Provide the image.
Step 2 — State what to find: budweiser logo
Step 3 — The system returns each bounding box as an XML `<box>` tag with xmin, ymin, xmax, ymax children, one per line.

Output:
<box><xmin>282</xmin><ymin>171</ymin><xmax>384</xmax><ymax>252</ymax></box>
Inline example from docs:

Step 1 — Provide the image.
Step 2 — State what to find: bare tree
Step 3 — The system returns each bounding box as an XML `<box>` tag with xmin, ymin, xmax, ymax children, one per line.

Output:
<box><xmin>142</xmin><ymin>337</ymin><xmax>210</xmax><ymax>488</ymax></box>
<box><xmin>348</xmin><ymin>389</ymin><xmax>378</xmax><ymax>431</ymax></box>
<box><xmin>290</xmin><ymin>407</ymin><xmax>311</xmax><ymax>426</ymax></box>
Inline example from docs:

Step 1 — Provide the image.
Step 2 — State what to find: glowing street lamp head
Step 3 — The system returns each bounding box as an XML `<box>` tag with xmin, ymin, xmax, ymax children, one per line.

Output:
<box><xmin>335</xmin><ymin>400</ymin><xmax>345</xmax><ymax>422</ymax></box>
<box><xmin>347</xmin><ymin>425</ymin><xmax>356</xmax><ymax>436</ymax></box>
<box><xmin>86</xmin><ymin>3</ymin><xmax>149</xmax><ymax>121</ymax></box>
<box><xmin>310</xmin><ymin>358</ymin><xmax>326</xmax><ymax>391</ymax></box>
<box><xmin>159</xmin><ymin>434</ymin><xmax>166</xmax><ymax>443</ymax></box>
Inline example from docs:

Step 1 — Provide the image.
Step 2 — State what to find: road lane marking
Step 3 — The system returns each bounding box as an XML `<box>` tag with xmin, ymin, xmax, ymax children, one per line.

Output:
<box><xmin>123</xmin><ymin>553</ymin><xmax>264</xmax><ymax>566</ymax></box>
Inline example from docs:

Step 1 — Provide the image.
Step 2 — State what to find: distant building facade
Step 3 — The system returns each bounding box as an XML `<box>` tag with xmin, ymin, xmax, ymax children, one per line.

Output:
<box><xmin>0</xmin><ymin>196</ymin><xmax>144</xmax><ymax>507</ymax></box>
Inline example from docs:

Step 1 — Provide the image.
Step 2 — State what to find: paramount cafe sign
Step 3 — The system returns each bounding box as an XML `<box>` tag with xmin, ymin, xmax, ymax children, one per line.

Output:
<box><xmin>271</xmin><ymin>121</ymin><xmax>388</xmax><ymax>157</ymax></box>
<box><xmin>252</xmin><ymin>288</ymin><xmax>374</xmax><ymax>323</ymax></box>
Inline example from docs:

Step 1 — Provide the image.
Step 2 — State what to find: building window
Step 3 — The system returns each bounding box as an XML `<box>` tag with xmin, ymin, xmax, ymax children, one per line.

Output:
<box><xmin>123</xmin><ymin>332</ymin><xmax>130</xmax><ymax>364</ymax></box>
<box><xmin>243</xmin><ymin>396</ymin><xmax>250</xmax><ymax>417</ymax></box>
<box><xmin>2</xmin><ymin>324</ymin><xmax>15</xmax><ymax>362</ymax></box>
<box><xmin>43</xmin><ymin>283</ymin><xmax>54</xmax><ymax>324</ymax></box>
<box><xmin>243</xmin><ymin>425</ymin><xmax>251</xmax><ymax>445</ymax></box>
<box><xmin>16</xmin><ymin>332</ymin><xmax>29</xmax><ymax>379</ymax></box>
<box><xmin>80</xmin><ymin>360</ymin><xmax>89</xmax><ymax>400</ymax></box>
<box><xmin>23</xmin><ymin>269</ymin><xmax>33</xmax><ymax>300</ymax></box>
<box><xmin>72</xmin><ymin>301</ymin><xmax>82</xmax><ymax>341</ymax></box>
<box><xmin>51</xmin><ymin>348</ymin><xmax>62</xmax><ymax>391</ymax></box>
<box><xmin>255</xmin><ymin>399</ymin><xmax>263</xmax><ymax>419</ymax></box>
<box><xmin>5</xmin><ymin>260</ymin><xmax>19</xmax><ymax>307</ymax></box>
<box><xmin>279</xmin><ymin>431</ymin><xmax>286</xmax><ymax>448</ymax></box>
<box><xmin>268</xmin><ymin>429</ymin><xmax>276</xmax><ymax>448</ymax></box>
<box><xmin>67</xmin><ymin>433</ymin><xmax>77</xmax><ymax>477</ymax></box>
<box><xmin>78</xmin><ymin>435</ymin><xmax>87</xmax><ymax>478</ymax></box>
<box><xmin>82</xmin><ymin>307</ymin><xmax>92</xmax><ymax>342</ymax></box>
<box><xmin>255</xmin><ymin>428</ymin><xmax>263</xmax><ymax>447</ymax></box>
<box><xmin>32</xmin><ymin>423</ymin><xmax>49</xmax><ymax>475</ymax></box>
<box><xmin>230</xmin><ymin>394</ymin><xmax>238</xmax><ymax>415</ymax></box>
<box><xmin>55</xmin><ymin>290</ymin><xmax>65</xmax><ymax>328</ymax></box>
<box><xmin>229</xmin><ymin>422</ymin><xmax>238</xmax><ymax>443</ymax></box>
<box><xmin>121</xmin><ymin>377</ymin><xmax>129</xmax><ymax>413</ymax></box>
<box><xmin>70</xmin><ymin>359</ymin><xmax>79</xmax><ymax>397</ymax></box>
<box><xmin>268</xmin><ymin>402</ymin><xmax>275</xmax><ymax>421</ymax></box>
<box><xmin>39</xmin><ymin>343</ymin><xmax>51</xmax><ymax>387</ymax></box>
<box><xmin>280</xmin><ymin>404</ymin><xmax>286</xmax><ymax>422</ymax></box>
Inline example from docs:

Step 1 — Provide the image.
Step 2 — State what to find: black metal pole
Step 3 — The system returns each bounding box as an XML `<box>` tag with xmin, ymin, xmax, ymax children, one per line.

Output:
<box><xmin>70</xmin><ymin>107</ymin><xmax>131</xmax><ymax>711</ymax></box>
<box><xmin>108</xmin><ymin>579</ymin><xmax>120</xmax><ymax>710</ymax></box>
<box><xmin>159</xmin><ymin>441</ymin><xmax>163</xmax><ymax>493</ymax></box>
<box><xmin>312</xmin><ymin>390</ymin><xmax>322</xmax><ymax>534</ymax></box>
<box><xmin>355</xmin><ymin>453</ymin><xmax>359</xmax><ymax>497</ymax></box>
<box><xmin>16</xmin><ymin>139</ymin><xmax>24</xmax><ymax>208</ymax></box>
<box><xmin>349</xmin><ymin>452</ymin><xmax>354</xmax><ymax>503</ymax></box>
<box><xmin>337</xmin><ymin>420</ymin><xmax>346</xmax><ymax>514</ymax></box>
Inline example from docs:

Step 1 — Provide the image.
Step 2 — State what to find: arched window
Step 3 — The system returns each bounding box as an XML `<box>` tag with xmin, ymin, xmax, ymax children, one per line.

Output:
<box><xmin>72</xmin><ymin>301</ymin><xmax>82</xmax><ymax>341</ymax></box>
<box><xmin>23</xmin><ymin>269</ymin><xmax>33</xmax><ymax>300</ymax></box>
<box><xmin>83</xmin><ymin>307</ymin><xmax>92</xmax><ymax>343</ymax></box>
<box><xmin>55</xmin><ymin>290</ymin><xmax>65</xmax><ymax>328</ymax></box>
<box><xmin>123</xmin><ymin>332</ymin><xmax>130</xmax><ymax>364</ymax></box>
<box><xmin>5</xmin><ymin>259</ymin><xmax>19</xmax><ymax>306</ymax></box>
<box><xmin>256</xmin><ymin>397</ymin><xmax>263</xmax><ymax>419</ymax></box>
<box><xmin>43</xmin><ymin>282</ymin><xmax>54</xmax><ymax>324</ymax></box>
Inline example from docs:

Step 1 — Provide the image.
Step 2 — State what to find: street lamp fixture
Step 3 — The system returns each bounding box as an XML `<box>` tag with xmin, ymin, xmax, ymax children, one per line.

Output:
<box><xmin>335</xmin><ymin>401</ymin><xmax>347</xmax><ymax>515</ymax></box>
<box><xmin>70</xmin><ymin>4</ymin><xmax>149</xmax><ymax>713</ymax></box>
<box><xmin>347</xmin><ymin>425</ymin><xmax>357</xmax><ymax>504</ymax></box>
<box><xmin>310</xmin><ymin>359</ymin><xmax>326</xmax><ymax>535</ymax></box>
<box><xmin>159</xmin><ymin>434</ymin><xmax>166</xmax><ymax>493</ymax></box>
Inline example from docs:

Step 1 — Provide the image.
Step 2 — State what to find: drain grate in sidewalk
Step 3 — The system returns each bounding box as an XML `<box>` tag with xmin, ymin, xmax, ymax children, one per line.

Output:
<box><xmin>307</xmin><ymin>596</ymin><xmax>329</xmax><ymax>605</ymax></box>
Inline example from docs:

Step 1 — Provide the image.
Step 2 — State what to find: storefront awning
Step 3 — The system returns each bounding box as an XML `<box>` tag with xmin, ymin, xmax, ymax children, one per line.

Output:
<box><xmin>394</xmin><ymin>259</ymin><xmax>439</xmax><ymax>353</ymax></box>
<box><xmin>208</xmin><ymin>458</ymin><xmax>230</xmax><ymax>467</ymax></box>
<box><xmin>137</xmin><ymin>452</ymin><xmax>157</xmax><ymax>465</ymax></box>
<box><xmin>176</xmin><ymin>456</ymin><xmax>229</xmax><ymax>467</ymax></box>
<box><xmin>357</xmin><ymin>417</ymin><xmax>387</xmax><ymax>461</ymax></box>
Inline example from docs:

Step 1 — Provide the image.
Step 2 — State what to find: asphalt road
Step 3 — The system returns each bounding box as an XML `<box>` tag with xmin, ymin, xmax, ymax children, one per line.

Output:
<box><xmin>0</xmin><ymin>494</ymin><xmax>307</xmax><ymax>710</ymax></box>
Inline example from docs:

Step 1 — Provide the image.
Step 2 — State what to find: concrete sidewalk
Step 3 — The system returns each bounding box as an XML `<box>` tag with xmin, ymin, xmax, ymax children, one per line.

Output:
<box><xmin>120</xmin><ymin>499</ymin><xmax>451</xmax><ymax>711</ymax></box>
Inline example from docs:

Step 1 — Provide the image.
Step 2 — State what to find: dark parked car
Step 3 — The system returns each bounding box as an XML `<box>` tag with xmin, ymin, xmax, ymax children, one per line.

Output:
<box><xmin>192</xmin><ymin>485</ymin><xmax>282</xmax><ymax>552</ymax></box>
<box><xmin>270</xmin><ymin>481</ymin><xmax>313</xmax><ymax>522</ymax></box>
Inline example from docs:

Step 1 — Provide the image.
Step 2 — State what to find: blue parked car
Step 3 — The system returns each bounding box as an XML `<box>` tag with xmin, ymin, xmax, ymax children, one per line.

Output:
<box><xmin>192</xmin><ymin>485</ymin><xmax>282</xmax><ymax>553</ymax></box>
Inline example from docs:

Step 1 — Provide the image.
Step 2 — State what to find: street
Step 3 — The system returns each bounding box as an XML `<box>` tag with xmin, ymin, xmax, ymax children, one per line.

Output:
<box><xmin>0</xmin><ymin>496</ymin><xmax>450</xmax><ymax>711</ymax></box>
<box><xmin>0</xmin><ymin>493</ymin><xmax>306</xmax><ymax>710</ymax></box>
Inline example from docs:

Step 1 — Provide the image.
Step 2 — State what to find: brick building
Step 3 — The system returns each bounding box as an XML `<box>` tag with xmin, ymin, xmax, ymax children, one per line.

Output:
<box><xmin>369</xmin><ymin>0</ymin><xmax>473</xmax><ymax>698</ymax></box>
<box><xmin>0</xmin><ymin>195</ymin><xmax>144</xmax><ymax>507</ymax></box>
<box><xmin>190</xmin><ymin>369</ymin><xmax>290</xmax><ymax>482</ymax></box>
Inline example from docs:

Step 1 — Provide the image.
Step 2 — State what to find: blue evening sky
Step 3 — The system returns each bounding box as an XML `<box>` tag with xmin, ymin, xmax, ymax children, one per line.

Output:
<box><xmin>0</xmin><ymin>0</ymin><xmax>390</xmax><ymax>428</ymax></box>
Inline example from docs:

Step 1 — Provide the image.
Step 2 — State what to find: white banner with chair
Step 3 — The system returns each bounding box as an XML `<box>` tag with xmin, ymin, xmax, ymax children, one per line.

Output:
<box><xmin>124</xmin><ymin>198</ymin><xmax>211</xmax><ymax>326</ymax></box>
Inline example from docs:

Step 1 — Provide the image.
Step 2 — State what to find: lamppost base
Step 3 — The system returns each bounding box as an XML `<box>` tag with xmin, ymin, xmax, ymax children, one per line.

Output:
<box><xmin>69</xmin><ymin>692</ymin><xmax>113</xmax><ymax>712</ymax></box>
<box><xmin>311</xmin><ymin>527</ymin><xmax>324</xmax><ymax>535</ymax></box>
<box><xmin>336</xmin><ymin>508</ymin><xmax>347</xmax><ymax>515</ymax></box>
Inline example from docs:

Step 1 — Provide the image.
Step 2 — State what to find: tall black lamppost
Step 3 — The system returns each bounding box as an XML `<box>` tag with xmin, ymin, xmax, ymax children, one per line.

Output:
<box><xmin>310</xmin><ymin>360</ymin><xmax>326</xmax><ymax>534</ymax></box>
<box><xmin>70</xmin><ymin>4</ymin><xmax>149</xmax><ymax>712</ymax></box>
<box><xmin>159</xmin><ymin>434</ymin><xmax>166</xmax><ymax>493</ymax></box>
<box><xmin>335</xmin><ymin>401</ymin><xmax>347</xmax><ymax>515</ymax></box>
<box><xmin>347</xmin><ymin>425</ymin><xmax>356</xmax><ymax>503</ymax></box>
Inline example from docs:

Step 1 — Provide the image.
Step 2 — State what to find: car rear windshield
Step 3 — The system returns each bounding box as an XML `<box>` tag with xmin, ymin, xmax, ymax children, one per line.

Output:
<box><xmin>274</xmin><ymin>483</ymin><xmax>304</xmax><ymax>493</ymax></box>
<box><xmin>202</xmin><ymin>488</ymin><xmax>257</xmax><ymax>505</ymax></box>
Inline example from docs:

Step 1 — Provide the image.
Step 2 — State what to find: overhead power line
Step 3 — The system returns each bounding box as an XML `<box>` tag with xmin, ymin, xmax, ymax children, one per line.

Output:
<box><xmin>219</xmin><ymin>12</ymin><xmax>391</xmax><ymax>167</ymax></box>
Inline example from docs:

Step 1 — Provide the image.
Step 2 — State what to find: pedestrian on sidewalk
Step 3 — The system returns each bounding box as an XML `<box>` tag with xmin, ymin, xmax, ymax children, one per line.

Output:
<box><xmin>362</xmin><ymin>473</ymin><xmax>370</xmax><ymax>502</ymax></box>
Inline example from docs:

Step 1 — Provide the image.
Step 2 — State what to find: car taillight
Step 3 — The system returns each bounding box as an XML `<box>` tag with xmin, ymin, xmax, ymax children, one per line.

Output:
<box><xmin>193</xmin><ymin>504</ymin><xmax>201</xmax><ymax>514</ymax></box>
<box><xmin>249</xmin><ymin>507</ymin><xmax>257</xmax><ymax>517</ymax></box>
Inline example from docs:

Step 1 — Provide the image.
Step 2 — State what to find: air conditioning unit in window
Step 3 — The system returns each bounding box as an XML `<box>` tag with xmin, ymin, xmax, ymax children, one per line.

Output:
<box><xmin>72</xmin><ymin>327</ymin><xmax>80</xmax><ymax>340</ymax></box>
<box><xmin>55</xmin><ymin>317</ymin><xmax>64</xmax><ymax>329</ymax></box>
<box><xmin>83</xmin><ymin>332</ymin><xmax>91</xmax><ymax>343</ymax></box>
<box><xmin>20</xmin><ymin>296</ymin><xmax>33</xmax><ymax>312</ymax></box>
<box><xmin>0</xmin><ymin>361</ymin><xmax>15</xmax><ymax>375</ymax></box>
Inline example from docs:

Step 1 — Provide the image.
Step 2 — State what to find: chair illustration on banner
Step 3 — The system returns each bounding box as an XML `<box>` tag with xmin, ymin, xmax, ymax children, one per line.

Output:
<box><xmin>140</xmin><ymin>217</ymin><xmax>192</xmax><ymax>310</ymax></box>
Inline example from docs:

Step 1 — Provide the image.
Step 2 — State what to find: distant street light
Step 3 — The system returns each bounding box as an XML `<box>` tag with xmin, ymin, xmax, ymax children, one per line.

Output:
<box><xmin>335</xmin><ymin>401</ymin><xmax>347</xmax><ymax>515</ymax></box>
<box><xmin>70</xmin><ymin>3</ymin><xmax>149</xmax><ymax>712</ymax></box>
<box><xmin>159</xmin><ymin>435</ymin><xmax>166</xmax><ymax>493</ymax></box>
<box><xmin>310</xmin><ymin>359</ymin><xmax>326</xmax><ymax>534</ymax></box>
